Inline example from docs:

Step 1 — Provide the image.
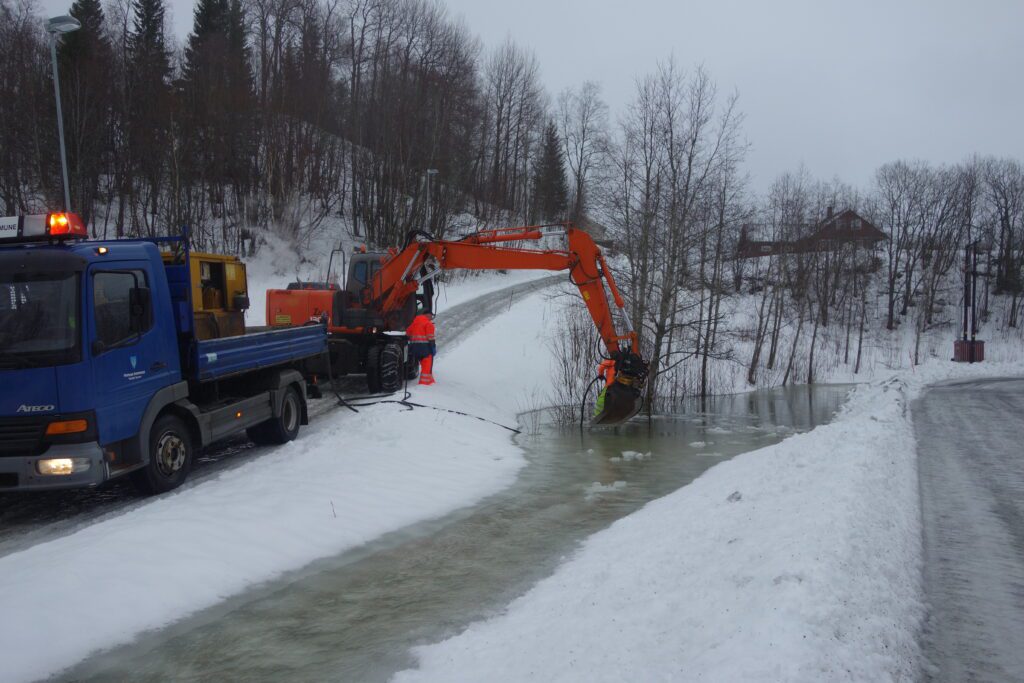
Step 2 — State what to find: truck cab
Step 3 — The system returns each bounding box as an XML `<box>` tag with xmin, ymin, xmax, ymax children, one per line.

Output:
<box><xmin>0</xmin><ymin>213</ymin><xmax>325</xmax><ymax>493</ymax></box>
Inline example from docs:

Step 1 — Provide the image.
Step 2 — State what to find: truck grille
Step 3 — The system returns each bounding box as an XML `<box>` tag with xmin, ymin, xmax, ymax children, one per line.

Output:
<box><xmin>0</xmin><ymin>416</ymin><xmax>46</xmax><ymax>456</ymax></box>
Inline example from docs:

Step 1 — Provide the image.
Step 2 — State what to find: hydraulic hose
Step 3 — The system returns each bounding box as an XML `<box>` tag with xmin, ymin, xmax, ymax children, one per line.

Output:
<box><xmin>579</xmin><ymin>374</ymin><xmax>604</xmax><ymax>431</ymax></box>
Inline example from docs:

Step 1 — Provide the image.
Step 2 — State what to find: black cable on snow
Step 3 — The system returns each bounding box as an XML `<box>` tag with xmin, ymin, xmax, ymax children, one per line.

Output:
<box><xmin>324</xmin><ymin>346</ymin><xmax>520</xmax><ymax>434</ymax></box>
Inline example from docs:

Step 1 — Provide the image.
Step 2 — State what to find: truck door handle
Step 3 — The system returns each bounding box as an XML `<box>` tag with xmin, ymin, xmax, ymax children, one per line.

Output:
<box><xmin>150</xmin><ymin>361</ymin><xmax>167</xmax><ymax>371</ymax></box>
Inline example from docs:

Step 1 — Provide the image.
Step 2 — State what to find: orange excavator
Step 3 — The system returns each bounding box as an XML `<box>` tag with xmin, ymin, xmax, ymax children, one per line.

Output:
<box><xmin>265</xmin><ymin>223</ymin><xmax>648</xmax><ymax>425</ymax></box>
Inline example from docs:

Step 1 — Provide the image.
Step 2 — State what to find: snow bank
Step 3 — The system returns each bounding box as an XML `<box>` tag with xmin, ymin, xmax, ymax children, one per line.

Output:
<box><xmin>0</xmin><ymin>292</ymin><xmax>558</xmax><ymax>683</ymax></box>
<box><xmin>395</xmin><ymin>359</ymin><xmax>1024</xmax><ymax>683</ymax></box>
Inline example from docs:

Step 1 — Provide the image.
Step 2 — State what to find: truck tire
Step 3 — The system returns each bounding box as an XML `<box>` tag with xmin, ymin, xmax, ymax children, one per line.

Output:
<box><xmin>247</xmin><ymin>386</ymin><xmax>302</xmax><ymax>445</ymax></box>
<box><xmin>132</xmin><ymin>414</ymin><xmax>194</xmax><ymax>494</ymax></box>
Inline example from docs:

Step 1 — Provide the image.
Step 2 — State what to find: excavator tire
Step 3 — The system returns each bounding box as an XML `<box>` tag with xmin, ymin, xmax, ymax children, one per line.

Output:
<box><xmin>366</xmin><ymin>346</ymin><xmax>383</xmax><ymax>393</ymax></box>
<box><xmin>404</xmin><ymin>357</ymin><xmax>419</xmax><ymax>381</ymax></box>
<box><xmin>366</xmin><ymin>343</ymin><xmax>403</xmax><ymax>394</ymax></box>
<box><xmin>379</xmin><ymin>342</ymin><xmax>403</xmax><ymax>393</ymax></box>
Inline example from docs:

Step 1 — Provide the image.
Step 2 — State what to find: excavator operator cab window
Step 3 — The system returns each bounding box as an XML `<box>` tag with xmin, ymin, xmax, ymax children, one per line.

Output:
<box><xmin>347</xmin><ymin>257</ymin><xmax>381</xmax><ymax>294</ymax></box>
<box><xmin>350</xmin><ymin>261</ymin><xmax>367</xmax><ymax>290</ymax></box>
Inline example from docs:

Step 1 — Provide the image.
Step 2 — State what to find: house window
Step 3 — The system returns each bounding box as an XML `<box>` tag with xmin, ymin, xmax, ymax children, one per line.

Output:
<box><xmin>851</xmin><ymin>218</ymin><xmax>862</xmax><ymax>230</ymax></box>
<box><xmin>760</xmin><ymin>245</ymin><xmax>773</xmax><ymax>254</ymax></box>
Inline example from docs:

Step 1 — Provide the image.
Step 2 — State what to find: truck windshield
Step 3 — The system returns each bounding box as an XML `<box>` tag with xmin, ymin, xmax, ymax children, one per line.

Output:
<box><xmin>0</xmin><ymin>272</ymin><xmax>80</xmax><ymax>367</ymax></box>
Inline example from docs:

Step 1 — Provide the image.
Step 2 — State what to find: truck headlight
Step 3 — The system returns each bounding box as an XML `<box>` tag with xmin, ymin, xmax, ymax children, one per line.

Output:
<box><xmin>36</xmin><ymin>458</ymin><xmax>92</xmax><ymax>476</ymax></box>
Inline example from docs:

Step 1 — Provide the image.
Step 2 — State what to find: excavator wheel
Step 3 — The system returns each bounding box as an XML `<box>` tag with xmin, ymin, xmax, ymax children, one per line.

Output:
<box><xmin>366</xmin><ymin>342</ymin><xmax>403</xmax><ymax>394</ymax></box>
<box><xmin>404</xmin><ymin>357</ymin><xmax>419</xmax><ymax>381</ymax></box>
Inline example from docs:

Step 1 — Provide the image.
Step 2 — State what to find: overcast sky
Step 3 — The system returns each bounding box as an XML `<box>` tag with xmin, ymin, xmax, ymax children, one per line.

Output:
<box><xmin>39</xmin><ymin>0</ymin><xmax>1024</xmax><ymax>193</ymax></box>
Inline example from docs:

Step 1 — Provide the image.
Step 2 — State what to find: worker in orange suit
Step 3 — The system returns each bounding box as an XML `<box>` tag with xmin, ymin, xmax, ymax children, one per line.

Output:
<box><xmin>406</xmin><ymin>310</ymin><xmax>436</xmax><ymax>385</ymax></box>
<box><xmin>594</xmin><ymin>358</ymin><xmax>616</xmax><ymax>415</ymax></box>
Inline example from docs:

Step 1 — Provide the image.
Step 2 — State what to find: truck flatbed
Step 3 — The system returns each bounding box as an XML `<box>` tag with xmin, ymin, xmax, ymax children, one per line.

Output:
<box><xmin>194</xmin><ymin>324</ymin><xmax>326</xmax><ymax>381</ymax></box>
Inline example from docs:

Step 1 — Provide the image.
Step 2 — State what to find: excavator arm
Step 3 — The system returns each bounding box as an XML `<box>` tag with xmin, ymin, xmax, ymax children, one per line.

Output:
<box><xmin>373</xmin><ymin>224</ymin><xmax>638</xmax><ymax>354</ymax></box>
<box><xmin>369</xmin><ymin>223</ymin><xmax>648</xmax><ymax>423</ymax></box>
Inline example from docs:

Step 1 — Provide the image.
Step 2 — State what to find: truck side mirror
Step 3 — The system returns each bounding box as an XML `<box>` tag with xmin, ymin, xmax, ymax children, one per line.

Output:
<box><xmin>233</xmin><ymin>293</ymin><xmax>250</xmax><ymax>310</ymax></box>
<box><xmin>129</xmin><ymin>286</ymin><xmax>152</xmax><ymax>333</ymax></box>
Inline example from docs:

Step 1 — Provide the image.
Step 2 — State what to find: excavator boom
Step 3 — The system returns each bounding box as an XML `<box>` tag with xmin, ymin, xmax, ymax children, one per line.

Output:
<box><xmin>267</xmin><ymin>223</ymin><xmax>648</xmax><ymax>424</ymax></box>
<box><xmin>372</xmin><ymin>224</ymin><xmax>639</xmax><ymax>358</ymax></box>
<box><xmin>369</xmin><ymin>223</ymin><xmax>647</xmax><ymax>424</ymax></box>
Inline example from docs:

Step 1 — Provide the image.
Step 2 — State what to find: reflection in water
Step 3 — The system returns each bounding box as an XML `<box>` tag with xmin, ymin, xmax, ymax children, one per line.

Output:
<box><xmin>63</xmin><ymin>385</ymin><xmax>851</xmax><ymax>683</ymax></box>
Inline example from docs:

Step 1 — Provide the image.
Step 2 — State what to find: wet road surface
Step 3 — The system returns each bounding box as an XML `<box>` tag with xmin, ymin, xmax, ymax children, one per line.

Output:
<box><xmin>915</xmin><ymin>377</ymin><xmax>1024</xmax><ymax>682</ymax></box>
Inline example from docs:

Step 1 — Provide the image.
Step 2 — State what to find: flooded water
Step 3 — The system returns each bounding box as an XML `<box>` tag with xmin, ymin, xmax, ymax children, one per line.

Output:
<box><xmin>62</xmin><ymin>384</ymin><xmax>851</xmax><ymax>683</ymax></box>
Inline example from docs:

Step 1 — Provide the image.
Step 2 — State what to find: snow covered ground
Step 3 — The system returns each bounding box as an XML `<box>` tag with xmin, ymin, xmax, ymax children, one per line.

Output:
<box><xmin>394</xmin><ymin>359</ymin><xmax>1024</xmax><ymax>683</ymax></box>
<box><xmin>4</xmin><ymin>228</ymin><xmax>1022</xmax><ymax>682</ymax></box>
<box><xmin>0</xmin><ymin>289</ymin><xmax>557</xmax><ymax>683</ymax></box>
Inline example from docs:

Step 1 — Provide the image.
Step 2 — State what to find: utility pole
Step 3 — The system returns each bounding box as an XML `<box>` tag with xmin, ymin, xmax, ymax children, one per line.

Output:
<box><xmin>46</xmin><ymin>15</ymin><xmax>81</xmax><ymax>213</ymax></box>
<box><xmin>956</xmin><ymin>238</ymin><xmax>988</xmax><ymax>363</ymax></box>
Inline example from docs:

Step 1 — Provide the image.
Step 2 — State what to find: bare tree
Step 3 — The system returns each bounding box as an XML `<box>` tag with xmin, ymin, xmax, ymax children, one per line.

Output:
<box><xmin>557</xmin><ymin>80</ymin><xmax>608</xmax><ymax>221</ymax></box>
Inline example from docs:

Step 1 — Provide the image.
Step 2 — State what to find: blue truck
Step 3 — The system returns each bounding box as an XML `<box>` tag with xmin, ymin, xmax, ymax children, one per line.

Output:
<box><xmin>0</xmin><ymin>213</ymin><xmax>327</xmax><ymax>493</ymax></box>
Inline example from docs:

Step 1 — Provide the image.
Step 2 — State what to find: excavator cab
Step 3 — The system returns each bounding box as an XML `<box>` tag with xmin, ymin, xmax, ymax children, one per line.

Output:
<box><xmin>592</xmin><ymin>350</ymin><xmax>648</xmax><ymax>426</ymax></box>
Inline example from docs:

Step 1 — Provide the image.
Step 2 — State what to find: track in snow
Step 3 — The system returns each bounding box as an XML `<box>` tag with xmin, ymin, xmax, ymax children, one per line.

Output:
<box><xmin>915</xmin><ymin>377</ymin><xmax>1024</xmax><ymax>683</ymax></box>
<box><xmin>0</xmin><ymin>275</ymin><xmax>561</xmax><ymax>558</ymax></box>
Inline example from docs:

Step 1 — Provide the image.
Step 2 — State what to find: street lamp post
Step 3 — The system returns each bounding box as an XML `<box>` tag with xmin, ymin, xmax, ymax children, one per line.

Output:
<box><xmin>46</xmin><ymin>15</ymin><xmax>81</xmax><ymax>212</ymax></box>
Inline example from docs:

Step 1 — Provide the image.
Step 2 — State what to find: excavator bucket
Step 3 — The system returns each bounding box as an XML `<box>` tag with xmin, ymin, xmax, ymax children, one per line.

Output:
<box><xmin>591</xmin><ymin>381</ymin><xmax>644</xmax><ymax>426</ymax></box>
<box><xmin>590</xmin><ymin>351</ymin><xmax>648</xmax><ymax>426</ymax></box>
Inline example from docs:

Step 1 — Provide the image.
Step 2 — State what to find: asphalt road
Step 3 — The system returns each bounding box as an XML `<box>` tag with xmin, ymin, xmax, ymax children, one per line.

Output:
<box><xmin>915</xmin><ymin>377</ymin><xmax>1024</xmax><ymax>683</ymax></box>
<box><xmin>0</xmin><ymin>275</ymin><xmax>561</xmax><ymax>557</ymax></box>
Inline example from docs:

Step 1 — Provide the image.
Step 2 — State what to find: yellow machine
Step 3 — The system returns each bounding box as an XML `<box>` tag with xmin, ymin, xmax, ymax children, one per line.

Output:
<box><xmin>163</xmin><ymin>251</ymin><xmax>250</xmax><ymax>340</ymax></box>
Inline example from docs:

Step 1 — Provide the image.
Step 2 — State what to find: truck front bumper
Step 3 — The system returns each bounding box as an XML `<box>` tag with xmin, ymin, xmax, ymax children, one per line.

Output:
<box><xmin>0</xmin><ymin>442</ymin><xmax>108</xmax><ymax>491</ymax></box>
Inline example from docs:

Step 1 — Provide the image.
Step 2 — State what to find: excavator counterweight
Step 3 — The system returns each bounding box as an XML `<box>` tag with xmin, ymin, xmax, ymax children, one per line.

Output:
<box><xmin>266</xmin><ymin>223</ymin><xmax>649</xmax><ymax>425</ymax></box>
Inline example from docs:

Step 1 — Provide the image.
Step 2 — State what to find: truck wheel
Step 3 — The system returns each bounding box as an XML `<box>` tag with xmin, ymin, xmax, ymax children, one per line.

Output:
<box><xmin>132</xmin><ymin>414</ymin><xmax>194</xmax><ymax>494</ymax></box>
<box><xmin>247</xmin><ymin>386</ymin><xmax>302</xmax><ymax>445</ymax></box>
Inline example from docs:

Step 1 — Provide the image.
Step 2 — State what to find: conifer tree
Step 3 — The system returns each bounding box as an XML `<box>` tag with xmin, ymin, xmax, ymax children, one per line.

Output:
<box><xmin>125</xmin><ymin>0</ymin><xmax>172</xmax><ymax>230</ymax></box>
<box><xmin>532</xmin><ymin>120</ymin><xmax>569</xmax><ymax>222</ymax></box>
<box><xmin>179</xmin><ymin>0</ymin><xmax>256</xmax><ymax>200</ymax></box>
<box><xmin>57</xmin><ymin>0</ymin><xmax>112</xmax><ymax>225</ymax></box>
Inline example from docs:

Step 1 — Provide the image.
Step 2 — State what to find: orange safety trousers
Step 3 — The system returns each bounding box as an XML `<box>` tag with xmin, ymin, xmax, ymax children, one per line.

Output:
<box><xmin>419</xmin><ymin>355</ymin><xmax>435</xmax><ymax>385</ymax></box>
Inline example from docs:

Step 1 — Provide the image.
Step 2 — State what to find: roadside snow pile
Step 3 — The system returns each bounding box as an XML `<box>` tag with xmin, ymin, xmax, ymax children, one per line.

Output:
<box><xmin>0</xmin><ymin>290</ymin><xmax>557</xmax><ymax>683</ymax></box>
<box><xmin>395</xmin><ymin>359</ymin><xmax>1024</xmax><ymax>683</ymax></box>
